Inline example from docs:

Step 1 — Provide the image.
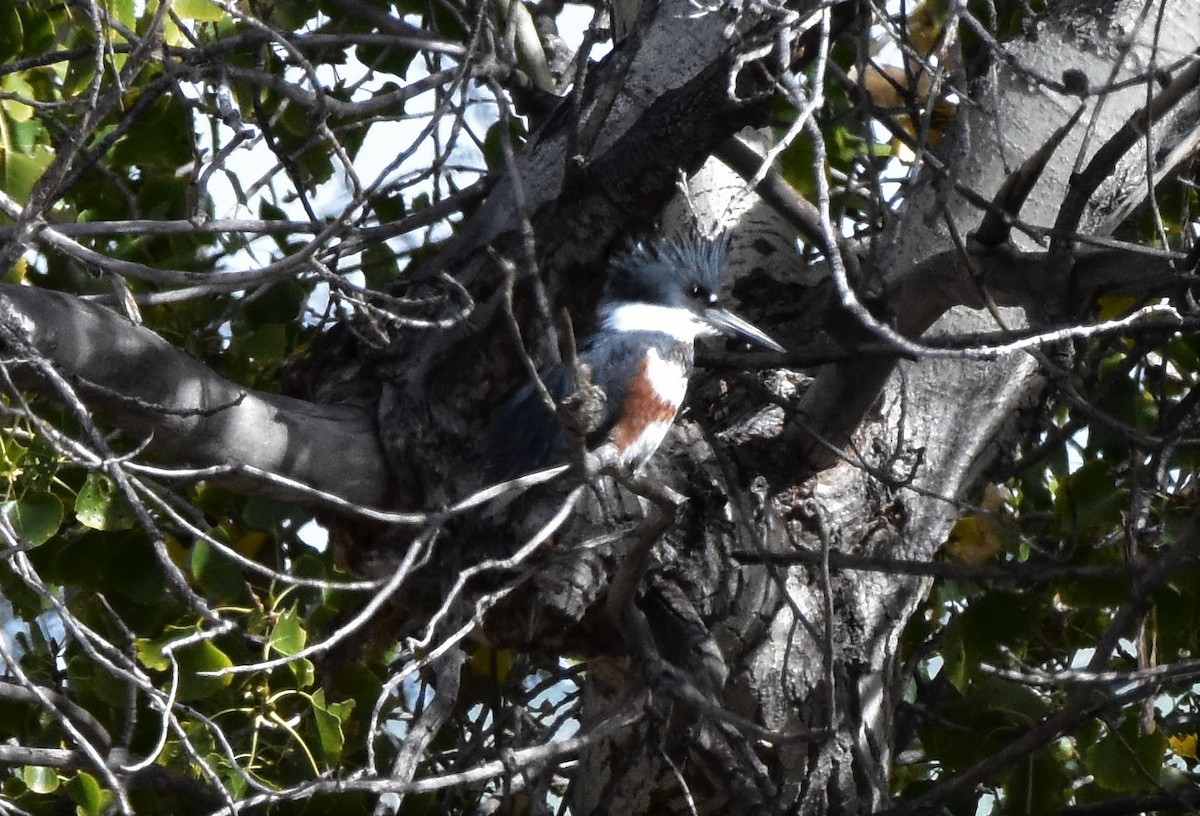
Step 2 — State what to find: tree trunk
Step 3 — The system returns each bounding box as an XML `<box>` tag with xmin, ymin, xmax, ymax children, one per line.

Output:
<box><xmin>566</xmin><ymin>2</ymin><xmax>1200</xmax><ymax>813</ymax></box>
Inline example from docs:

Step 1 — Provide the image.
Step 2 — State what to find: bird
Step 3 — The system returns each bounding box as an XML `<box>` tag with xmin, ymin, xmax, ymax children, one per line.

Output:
<box><xmin>487</xmin><ymin>234</ymin><xmax>784</xmax><ymax>481</ymax></box>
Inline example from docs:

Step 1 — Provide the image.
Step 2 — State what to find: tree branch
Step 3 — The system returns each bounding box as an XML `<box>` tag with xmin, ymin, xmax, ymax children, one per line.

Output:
<box><xmin>0</xmin><ymin>285</ymin><xmax>389</xmax><ymax>507</ymax></box>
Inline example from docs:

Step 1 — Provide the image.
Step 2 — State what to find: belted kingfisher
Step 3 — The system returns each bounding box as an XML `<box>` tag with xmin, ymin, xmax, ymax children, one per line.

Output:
<box><xmin>488</xmin><ymin>234</ymin><xmax>784</xmax><ymax>480</ymax></box>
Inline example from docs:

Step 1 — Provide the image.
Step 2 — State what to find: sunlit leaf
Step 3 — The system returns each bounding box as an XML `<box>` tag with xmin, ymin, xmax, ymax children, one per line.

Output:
<box><xmin>943</xmin><ymin>515</ymin><xmax>1001</xmax><ymax>565</ymax></box>
<box><xmin>0</xmin><ymin>433</ymin><xmax>27</xmax><ymax>472</ymax></box>
<box><xmin>5</xmin><ymin>256</ymin><xmax>28</xmax><ymax>284</ymax></box>
<box><xmin>1168</xmin><ymin>732</ymin><xmax>1197</xmax><ymax>760</ymax></box>
<box><xmin>135</xmin><ymin>638</ymin><xmax>170</xmax><ymax>672</ymax></box>
<box><xmin>0</xmin><ymin>144</ymin><xmax>54</xmax><ymax>203</ymax></box>
<box><xmin>175</xmin><ymin>0</ymin><xmax>225</xmax><ymax>21</ymax></box>
<box><xmin>269</xmin><ymin>606</ymin><xmax>308</xmax><ymax>657</ymax></box>
<box><xmin>290</xmin><ymin>656</ymin><xmax>315</xmax><ymax>689</ymax></box>
<box><xmin>74</xmin><ymin>473</ymin><xmax>136</xmax><ymax>531</ymax></box>
<box><xmin>21</xmin><ymin>765</ymin><xmax>58</xmax><ymax>794</ymax></box>
<box><xmin>100</xmin><ymin>0</ymin><xmax>136</xmax><ymax>28</ymax></box>
<box><xmin>0</xmin><ymin>72</ymin><xmax>35</xmax><ymax>122</ymax></box>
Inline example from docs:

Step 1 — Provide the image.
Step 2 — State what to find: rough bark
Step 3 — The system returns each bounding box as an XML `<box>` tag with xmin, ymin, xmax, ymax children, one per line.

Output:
<box><xmin>564</xmin><ymin>2</ymin><xmax>1200</xmax><ymax>814</ymax></box>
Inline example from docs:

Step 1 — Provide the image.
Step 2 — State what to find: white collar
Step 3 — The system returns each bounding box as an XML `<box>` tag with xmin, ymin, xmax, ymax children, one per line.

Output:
<box><xmin>598</xmin><ymin>302</ymin><xmax>712</xmax><ymax>343</ymax></box>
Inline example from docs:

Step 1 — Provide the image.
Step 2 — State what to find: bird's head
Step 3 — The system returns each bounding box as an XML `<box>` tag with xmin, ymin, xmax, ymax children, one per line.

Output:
<box><xmin>599</xmin><ymin>234</ymin><xmax>785</xmax><ymax>352</ymax></box>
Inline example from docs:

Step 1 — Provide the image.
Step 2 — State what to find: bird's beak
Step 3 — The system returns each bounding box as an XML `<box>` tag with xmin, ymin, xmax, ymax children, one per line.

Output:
<box><xmin>703</xmin><ymin>307</ymin><xmax>785</xmax><ymax>353</ymax></box>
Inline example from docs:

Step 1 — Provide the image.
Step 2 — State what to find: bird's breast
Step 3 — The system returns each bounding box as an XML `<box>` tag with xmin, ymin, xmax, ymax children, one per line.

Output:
<box><xmin>611</xmin><ymin>345</ymin><xmax>690</xmax><ymax>469</ymax></box>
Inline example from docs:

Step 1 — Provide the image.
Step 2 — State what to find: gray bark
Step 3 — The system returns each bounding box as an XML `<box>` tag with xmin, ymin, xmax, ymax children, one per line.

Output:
<box><xmin>0</xmin><ymin>284</ymin><xmax>389</xmax><ymax>506</ymax></box>
<box><xmin>567</xmin><ymin>2</ymin><xmax>1200</xmax><ymax>814</ymax></box>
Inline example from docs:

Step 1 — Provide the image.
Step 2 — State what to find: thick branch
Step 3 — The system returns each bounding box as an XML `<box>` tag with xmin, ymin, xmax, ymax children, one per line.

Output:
<box><xmin>0</xmin><ymin>285</ymin><xmax>389</xmax><ymax>507</ymax></box>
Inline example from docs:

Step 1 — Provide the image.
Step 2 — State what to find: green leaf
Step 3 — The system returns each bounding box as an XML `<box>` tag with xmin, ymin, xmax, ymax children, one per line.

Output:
<box><xmin>74</xmin><ymin>473</ymin><xmax>136</xmax><ymax>531</ymax></box>
<box><xmin>269</xmin><ymin>606</ymin><xmax>307</xmax><ymax>656</ymax></box>
<box><xmin>1052</xmin><ymin>459</ymin><xmax>1127</xmax><ymax>542</ymax></box>
<box><xmin>241</xmin><ymin>496</ymin><xmax>297</xmax><ymax>531</ymax></box>
<box><xmin>62</xmin><ymin>54</ymin><xmax>101</xmax><ymax>99</ymax></box>
<box><xmin>259</xmin><ymin>200</ymin><xmax>287</xmax><ymax>221</ymax></box>
<box><xmin>190</xmin><ymin>539</ymin><xmax>247</xmax><ymax>603</ymax></box>
<box><xmin>18</xmin><ymin>5</ymin><xmax>55</xmax><ymax>54</ymax></box>
<box><xmin>920</xmin><ymin>674</ymin><xmax>1049</xmax><ymax>772</ymax></box>
<box><xmin>100</xmin><ymin>0</ymin><xmax>137</xmax><ymax>29</ymax></box>
<box><xmin>22</xmin><ymin>765</ymin><xmax>58</xmax><ymax>794</ymax></box>
<box><xmin>311</xmin><ymin>688</ymin><xmax>354</xmax><ymax>766</ymax></box>
<box><xmin>939</xmin><ymin>620</ymin><xmax>968</xmax><ymax>693</ymax></box>
<box><xmin>0</xmin><ymin>433</ymin><xmax>28</xmax><ymax>470</ymax></box>
<box><xmin>355</xmin><ymin>41</ymin><xmax>416</xmax><ymax>80</ymax></box>
<box><xmin>778</xmin><ymin>132</ymin><xmax>818</xmax><ymax>202</ymax></box>
<box><xmin>258</xmin><ymin>201</ymin><xmax>302</xmax><ymax>254</ymax></box>
<box><xmin>271</xmin><ymin>0</ymin><xmax>320</xmax><ymax>29</ymax></box>
<box><xmin>238</xmin><ymin>322</ymin><xmax>289</xmax><ymax>363</ymax></box>
<box><xmin>174</xmin><ymin>639</ymin><xmax>235</xmax><ymax>701</ymax></box>
<box><xmin>3</xmin><ymin>492</ymin><xmax>63</xmax><ymax>545</ymax></box>
<box><xmin>65</xmin><ymin>771</ymin><xmax>112</xmax><ymax>816</ymax></box>
<box><xmin>111</xmin><ymin>97</ymin><xmax>193</xmax><ymax>170</ymax></box>
<box><xmin>0</xmin><ymin>72</ymin><xmax>36</xmax><ymax>123</ymax></box>
<box><xmin>370</xmin><ymin>190</ymin><xmax>406</xmax><ymax>224</ymax></box>
<box><xmin>241</xmin><ymin>279</ymin><xmax>307</xmax><ymax>323</ymax></box>
<box><xmin>362</xmin><ymin>243</ymin><xmax>401</xmax><ymax>289</ymax></box>
<box><xmin>1004</xmin><ymin>747</ymin><xmax>1071</xmax><ymax>815</ymax></box>
<box><xmin>1084</xmin><ymin>714</ymin><xmax>1167</xmax><ymax>793</ymax></box>
<box><xmin>1089</xmin><ymin>370</ymin><xmax>1158</xmax><ymax>457</ymax></box>
<box><xmin>0</xmin><ymin>5</ymin><xmax>23</xmax><ymax>63</ymax></box>
<box><xmin>0</xmin><ymin>144</ymin><xmax>55</xmax><ymax>203</ymax></box>
<box><xmin>175</xmin><ymin>0</ymin><xmax>225</xmax><ymax>21</ymax></box>
<box><xmin>971</xmin><ymin>674</ymin><xmax>1049</xmax><ymax>726</ymax></box>
<box><xmin>481</xmin><ymin>119</ymin><xmax>527</xmax><ymax>172</ymax></box>
<box><xmin>135</xmin><ymin>638</ymin><xmax>170</xmax><ymax>672</ymax></box>
<box><xmin>67</xmin><ymin>649</ymin><xmax>133</xmax><ymax>709</ymax></box>
<box><xmin>290</xmin><ymin>656</ymin><xmax>315</xmax><ymax>689</ymax></box>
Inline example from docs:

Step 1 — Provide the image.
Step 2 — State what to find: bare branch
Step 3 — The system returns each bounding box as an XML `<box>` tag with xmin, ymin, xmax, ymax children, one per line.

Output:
<box><xmin>0</xmin><ymin>285</ymin><xmax>389</xmax><ymax>506</ymax></box>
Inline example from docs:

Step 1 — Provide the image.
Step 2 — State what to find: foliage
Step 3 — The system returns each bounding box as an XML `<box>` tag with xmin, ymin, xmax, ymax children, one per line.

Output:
<box><xmin>899</xmin><ymin>331</ymin><xmax>1200</xmax><ymax>813</ymax></box>
<box><xmin>0</xmin><ymin>0</ymin><xmax>535</xmax><ymax>812</ymax></box>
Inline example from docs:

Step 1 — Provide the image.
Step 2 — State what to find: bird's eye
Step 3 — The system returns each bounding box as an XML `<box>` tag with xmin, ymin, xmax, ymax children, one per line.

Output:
<box><xmin>688</xmin><ymin>284</ymin><xmax>704</xmax><ymax>299</ymax></box>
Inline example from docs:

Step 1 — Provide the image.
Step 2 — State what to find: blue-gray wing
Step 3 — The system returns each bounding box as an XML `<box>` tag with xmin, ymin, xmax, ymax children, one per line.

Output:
<box><xmin>485</xmin><ymin>365</ymin><xmax>574</xmax><ymax>481</ymax></box>
<box><xmin>485</xmin><ymin>334</ymin><xmax>661</xmax><ymax>480</ymax></box>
